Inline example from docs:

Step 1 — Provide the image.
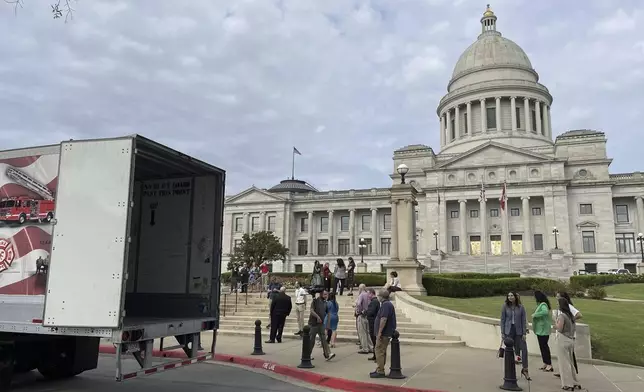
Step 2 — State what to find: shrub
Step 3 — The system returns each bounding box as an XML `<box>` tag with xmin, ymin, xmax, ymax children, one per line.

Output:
<box><xmin>570</xmin><ymin>274</ymin><xmax>644</xmax><ymax>288</ymax></box>
<box><xmin>530</xmin><ymin>279</ymin><xmax>568</xmax><ymax>296</ymax></box>
<box><xmin>219</xmin><ymin>272</ymin><xmax>387</xmax><ymax>288</ymax></box>
<box><xmin>428</xmin><ymin>272</ymin><xmax>520</xmax><ymax>280</ymax></box>
<box><xmin>422</xmin><ymin>276</ymin><xmax>565</xmax><ymax>298</ymax></box>
<box><xmin>586</xmin><ymin>285</ymin><xmax>607</xmax><ymax>300</ymax></box>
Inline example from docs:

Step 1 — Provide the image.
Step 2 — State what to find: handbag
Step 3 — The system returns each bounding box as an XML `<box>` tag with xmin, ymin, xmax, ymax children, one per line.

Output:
<box><xmin>497</xmin><ymin>346</ymin><xmax>505</xmax><ymax>358</ymax></box>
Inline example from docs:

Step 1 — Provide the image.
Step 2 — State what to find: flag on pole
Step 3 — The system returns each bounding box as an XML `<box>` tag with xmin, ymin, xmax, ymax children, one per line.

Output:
<box><xmin>499</xmin><ymin>181</ymin><xmax>507</xmax><ymax>211</ymax></box>
<box><xmin>293</xmin><ymin>147</ymin><xmax>302</xmax><ymax>156</ymax></box>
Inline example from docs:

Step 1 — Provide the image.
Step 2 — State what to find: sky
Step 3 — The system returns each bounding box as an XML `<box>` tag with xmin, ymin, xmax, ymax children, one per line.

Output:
<box><xmin>1</xmin><ymin>0</ymin><xmax>643</xmax><ymax>195</ymax></box>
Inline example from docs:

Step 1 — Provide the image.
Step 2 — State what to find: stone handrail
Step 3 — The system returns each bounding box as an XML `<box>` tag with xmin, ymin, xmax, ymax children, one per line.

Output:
<box><xmin>393</xmin><ymin>291</ymin><xmax>592</xmax><ymax>359</ymax></box>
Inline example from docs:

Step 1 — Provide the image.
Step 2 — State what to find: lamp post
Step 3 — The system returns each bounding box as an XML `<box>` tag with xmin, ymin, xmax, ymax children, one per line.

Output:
<box><xmin>433</xmin><ymin>229</ymin><xmax>438</xmax><ymax>251</ymax></box>
<box><xmin>638</xmin><ymin>233</ymin><xmax>644</xmax><ymax>263</ymax></box>
<box><xmin>359</xmin><ymin>237</ymin><xmax>367</xmax><ymax>264</ymax></box>
<box><xmin>397</xmin><ymin>163</ymin><xmax>409</xmax><ymax>184</ymax></box>
<box><xmin>552</xmin><ymin>226</ymin><xmax>559</xmax><ymax>250</ymax></box>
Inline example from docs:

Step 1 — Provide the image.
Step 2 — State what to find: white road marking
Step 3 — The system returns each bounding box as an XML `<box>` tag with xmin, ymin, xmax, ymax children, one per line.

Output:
<box><xmin>593</xmin><ymin>365</ymin><xmax>624</xmax><ymax>392</ymax></box>
<box><xmin>400</xmin><ymin>348</ymin><xmax>448</xmax><ymax>387</ymax></box>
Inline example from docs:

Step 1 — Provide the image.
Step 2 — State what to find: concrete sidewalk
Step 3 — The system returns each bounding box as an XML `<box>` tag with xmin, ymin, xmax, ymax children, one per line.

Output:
<box><xmin>201</xmin><ymin>334</ymin><xmax>644</xmax><ymax>392</ymax></box>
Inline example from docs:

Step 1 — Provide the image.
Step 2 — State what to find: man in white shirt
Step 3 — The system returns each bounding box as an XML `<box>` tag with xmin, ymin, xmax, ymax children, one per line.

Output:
<box><xmin>294</xmin><ymin>282</ymin><xmax>308</xmax><ymax>336</ymax></box>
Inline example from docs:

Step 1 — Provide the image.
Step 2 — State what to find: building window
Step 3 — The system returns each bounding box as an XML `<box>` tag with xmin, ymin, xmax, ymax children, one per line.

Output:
<box><xmin>490</xmin><ymin>208</ymin><xmax>499</xmax><ymax>217</ymax></box>
<box><xmin>486</xmin><ymin>107</ymin><xmax>496</xmax><ymax>130</ymax></box>
<box><xmin>320</xmin><ymin>216</ymin><xmax>329</xmax><ymax>232</ymax></box>
<box><xmin>463</xmin><ymin>112</ymin><xmax>468</xmax><ymax>134</ymax></box>
<box><xmin>361</xmin><ymin>238</ymin><xmax>373</xmax><ymax>254</ymax></box>
<box><xmin>582</xmin><ymin>231</ymin><xmax>596</xmax><ymax>253</ymax></box>
<box><xmin>579</xmin><ymin>203</ymin><xmax>593</xmax><ymax>215</ymax></box>
<box><xmin>294</xmin><ymin>264</ymin><xmax>303</xmax><ymax>273</ymax></box>
<box><xmin>615</xmin><ymin>205</ymin><xmax>629</xmax><ymax>223</ymax></box>
<box><xmin>450</xmin><ymin>210</ymin><xmax>459</xmax><ymax>219</ymax></box>
<box><xmin>361</xmin><ymin>215</ymin><xmax>371</xmax><ymax>231</ymax></box>
<box><xmin>383</xmin><ymin>214</ymin><xmax>392</xmax><ymax>231</ymax></box>
<box><xmin>297</xmin><ymin>240</ymin><xmax>308</xmax><ymax>256</ymax></box>
<box><xmin>510</xmin><ymin>208</ymin><xmax>520</xmax><ymax>217</ymax></box>
<box><xmin>624</xmin><ymin>263</ymin><xmax>637</xmax><ymax>274</ymax></box>
<box><xmin>267</xmin><ymin>216</ymin><xmax>276</xmax><ymax>232</ymax></box>
<box><xmin>380</xmin><ymin>238</ymin><xmax>391</xmax><ymax>255</ymax></box>
<box><xmin>338</xmin><ymin>239</ymin><xmax>350</xmax><ymax>255</ymax></box>
<box><xmin>533</xmin><ymin>234</ymin><xmax>544</xmax><ymax>251</ymax></box>
<box><xmin>451</xmin><ymin>236</ymin><xmax>460</xmax><ymax>251</ymax></box>
<box><xmin>615</xmin><ymin>233</ymin><xmax>635</xmax><ymax>253</ymax></box>
<box><xmin>531</xmin><ymin>110</ymin><xmax>537</xmax><ymax>132</ymax></box>
<box><xmin>235</xmin><ymin>217</ymin><xmax>243</xmax><ymax>232</ymax></box>
<box><xmin>317</xmin><ymin>239</ymin><xmax>329</xmax><ymax>255</ymax></box>
<box><xmin>470</xmin><ymin>210</ymin><xmax>479</xmax><ymax>218</ymax></box>
<box><xmin>531</xmin><ymin>207</ymin><xmax>542</xmax><ymax>216</ymax></box>
<box><xmin>451</xmin><ymin>117</ymin><xmax>456</xmax><ymax>140</ymax></box>
<box><xmin>251</xmin><ymin>217</ymin><xmax>260</xmax><ymax>232</ymax></box>
<box><xmin>340</xmin><ymin>216</ymin><xmax>349</xmax><ymax>231</ymax></box>
<box><xmin>233</xmin><ymin>239</ymin><xmax>242</xmax><ymax>249</ymax></box>
<box><xmin>515</xmin><ymin>107</ymin><xmax>521</xmax><ymax>129</ymax></box>
<box><xmin>300</xmin><ymin>217</ymin><xmax>308</xmax><ymax>232</ymax></box>
<box><xmin>584</xmin><ymin>263</ymin><xmax>597</xmax><ymax>274</ymax></box>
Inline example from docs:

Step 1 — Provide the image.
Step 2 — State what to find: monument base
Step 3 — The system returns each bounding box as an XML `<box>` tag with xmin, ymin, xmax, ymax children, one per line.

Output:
<box><xmin>384</xmin><ymin>260</ymin><xmax>426</xmax><ymax>296</ymax></box>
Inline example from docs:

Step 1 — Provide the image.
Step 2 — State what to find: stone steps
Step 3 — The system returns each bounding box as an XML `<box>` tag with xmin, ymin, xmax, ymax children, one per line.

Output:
<box><xmin>220</xmin><ymin>314</ymin><xmax>416</xmax><ymax>325</ymax></box>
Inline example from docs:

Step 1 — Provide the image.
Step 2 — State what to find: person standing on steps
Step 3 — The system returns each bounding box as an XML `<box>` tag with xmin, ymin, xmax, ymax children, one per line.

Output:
<box><xmin>366</xmin><ymin>288</ymin><xmax>380</xmax><ymax>361</ymax></box>
<box><xmin>266</xmin><ymin>286</ymin><xmax>292</xmax><ymax>343</ymax></box>
<box><xmin>293</xmin><ymin>281</ymin><xmax>308</xmax><ymax>336</ymax></box>
<box><xmin>311</xmin><ymin>260</ymin><xmax>323</xmax><ymax>287</ymax></box>
<box><xmin>260</xmin><ymin>261</ymin><xmax>270</xmax><ymax>290</ymax></box>
<box><xmin>370</xmin><ymin>290</ymin><xmax>396</xmax><ymax>378</ymax></box>
<box><xmin>266</xmin><ymin>277</ymin><xmax>281</xmax><ymax>330</ymax></box>
<box><xmin>308</xmin><ymin>290</ymin><xmax>336</xmax><ymax>361</ymax></box>
<box><xmin>333</xmin><ymin>258</ymin><xmax>347</xmax><ymax>295</ymax></box>
<box><xmin>322</xmin><ymin>262</ymin><xmax>332</xmax><ymax>292</ymax></box>
<box><xmin>532</xmin><ymin>290</ymin><xmax>554</xmax><ymax>372</ymax></box>
<box><xmin>500</xmin><ymin>292</ymin><xmax>531</xmax><ymax>381</ymax></box>
<box><xmin>355</xmin><ymin>284</ymin><xmax>373</xmax><ymax>354</ymax></box>
<box><xmin>346</xmin><ymin>257</ymin><xmax>356</xmax><ymax>296</ymax></box>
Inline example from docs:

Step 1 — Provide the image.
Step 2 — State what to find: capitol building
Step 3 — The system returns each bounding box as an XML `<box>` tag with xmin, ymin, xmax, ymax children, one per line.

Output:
<box><xmin>222</xmin><ymin>7</ymin><xmax>644</xmax><ymax>278</ymax></box>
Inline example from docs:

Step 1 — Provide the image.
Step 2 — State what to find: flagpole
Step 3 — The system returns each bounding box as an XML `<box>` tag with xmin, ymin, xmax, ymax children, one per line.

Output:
<box><xmin>291</xmin><ymin>149</ymin><xmax>295</xmax><ymax>180</ymax></box>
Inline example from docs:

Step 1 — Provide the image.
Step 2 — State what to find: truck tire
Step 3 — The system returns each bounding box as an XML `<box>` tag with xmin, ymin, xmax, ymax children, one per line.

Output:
<box><xmin>17</xmin><ymin>214</ymin><xmax>26</xmax><ymax>225</ymax></box>
<box><xmin>37</xmin><ymin>341</ymin><xmax>79</xmax><ymax>380</ymax></box>
<box><xmin>0</xmin><ymin>361</ymin><xmax>13</xmax><ymax>391</ymax></box>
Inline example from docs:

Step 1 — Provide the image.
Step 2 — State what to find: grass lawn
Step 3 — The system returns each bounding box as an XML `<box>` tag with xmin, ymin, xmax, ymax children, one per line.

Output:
<box><xmin>605</xmin><ymin>283</ymin><xmax>644</xmax><ymax>301</ymax></box>
<box><xmin>415</xmin><ymin>296</ymin><xmax>644</xmax><ymax>367</ymax></box>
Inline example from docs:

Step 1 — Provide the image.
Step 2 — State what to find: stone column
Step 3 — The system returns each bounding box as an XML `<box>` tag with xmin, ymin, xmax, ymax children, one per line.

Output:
<box><xmin>349</xmin><ymin>208</ymin><xmax>356</xmax><ymax>254</ymax></box>
<box><xmin>521</xmin><ymin>196</ymin><xmax>532</xmax><ymax>253</ymax></box>
<box><xmin>439</xmin><ymin>195</ymin><xmax>447</xmax><ymax>253</ymax></box>
<box><xmin>495</xmin><ymin>96</ymin><xmax>501</xmax><ymax>131</ymax></box>
<box><xmin>446</xmin><ymin>110</ymin><xmax>452</xmax><ymax>141</ymax></box>
<box><xmin>307</xmin><ymin>211</ymin><xmax>314</xmax><ymax>255</ymax></box>
<box><xmin>371</xmin><ymin>208</ymin><xmax>379</xmax><ymax>255</ymax></box>
<box><xmin>479</xmin><ymin>196</ymin><xmax>487</xmax><ymax>256</ymax></box>
<box><xmin>243</xmin><ymin>212</ymin><xmax>250</xmax><ymax>234</ymax></box>
<box><xmin>635</xmin><ymin>196</ymin><xmax>644</xmax><ymax>236</ymax></box>
<box><xmin>524</xmin><ymin>97</ymin><xmax>531</xmax><ymax>133</ymax></box>
<box><xmin>454</xmin><ymin>105</ymin><xmax>460</xmax><ymax>139</ymax></box>
<box><xmin>459</xmin><ymin>199</ymin><xmax>468</xmax><ymax>254</ymax></box>
<box><xmin>389</xmin><ymin>201</ymin><xmax>398</xmax><ymax>260</ymax></box>
<box><xmin>535</xmin><ymin>100</ymin><xmax>542</xmax><ymax>135</ymax></box>
<box><xmin>327</xmin><ymin>210</ymin><xmax>335</xmax><ymax>255</ymax></box>
<box><xmin>466</xmin><ymin>101</ymin><xmax>472</xmax><ymax>136</ymax></box>
<box><xmin>259</xmin><ymin>211</ymin><xmax>266</xmax><ymax>231</ymax></box>
<box><xmin>547</xmin><ymin>106</ymin><xmax>553</xmax><ymax>138</ymax></box>
<box><xmin>440</xmin><ymin>114</ymin><xmax>446</xmax><ymax>147</ymax></box>
<box><xmin>480</xmin><ymin>98</ymin><xmax>487</xmax><ymax>134</ymax></box>
<box><xmin>542</xmin><ymin>105</ymin><xmax>550</xmax><ymax>138</ymax></box>
<box><xmin>510</xmin><ymin>96</ymin><xmax>517</xmax><ymax>132</ymax></box>
<box><xmin>385</xmin><ymin>184</ymin><xmax>426</xmax><ymax>295</ymax></box>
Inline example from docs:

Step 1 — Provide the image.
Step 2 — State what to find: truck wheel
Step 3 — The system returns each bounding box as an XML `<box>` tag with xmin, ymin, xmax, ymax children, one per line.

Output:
<box><xmin>37</xmin><ymin>341</ymin><xmax>79</xmax><ymax>380</ymax></box>
<box><xmin>0</xmin><ymin>362</ymin><xmax>13</xmax><ymax>391</ymax></box>
<box><xmin>18</xmin><ymin>214</ymin><xmax>26</xmax><ymax>225</ymax></box>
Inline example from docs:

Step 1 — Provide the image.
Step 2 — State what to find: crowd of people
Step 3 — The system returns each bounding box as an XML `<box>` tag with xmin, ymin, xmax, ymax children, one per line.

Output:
<box><xmin>500</xmin><ymin>290</ymin><xmax>583</xmax><ymax>391</ymax></box>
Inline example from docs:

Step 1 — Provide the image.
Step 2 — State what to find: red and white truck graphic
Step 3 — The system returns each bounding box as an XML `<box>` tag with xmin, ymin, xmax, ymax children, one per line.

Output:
<box><xmin>0</xmin><ymin>167</ymin><xmax>55</xmax><ymax>224</ymax></box>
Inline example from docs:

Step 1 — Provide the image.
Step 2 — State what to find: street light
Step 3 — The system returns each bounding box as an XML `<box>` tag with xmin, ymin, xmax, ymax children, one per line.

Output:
<box><xmin>397</xmin><ymin>163</ymin><xmax>409</xmax><ymax>184</ymax></box>
<box><xmin>358</xmin><ymin>237</ymin><xmax>367</xmax><ymax>264</ymax></box>
<box><xmin>433</xmin><ymin>229</ymin><xmax>439</xmax><ymax>251</ymax></box>
<box><xmin>552</xmin><ymin>226</ymin><xmax>559</xmax><ymax>250</ymax></box>
<box><xmin>638</xmin><ymin>233</ymin><xmax>644</xmax><ymax>262</ymax></box>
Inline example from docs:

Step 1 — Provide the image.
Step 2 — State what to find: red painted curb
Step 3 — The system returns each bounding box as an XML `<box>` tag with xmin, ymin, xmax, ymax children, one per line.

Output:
<box><xmin>98</xmin><ymin>345</ymin><xmax>445</xmax><ymax>392</ymax></box>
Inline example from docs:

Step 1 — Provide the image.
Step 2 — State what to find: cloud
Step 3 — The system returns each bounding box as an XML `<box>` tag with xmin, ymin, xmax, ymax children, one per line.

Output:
<box><xmin>0</xmin><ymin>0</ymin><xmax>642</xmax><ymax>194</ymax></box>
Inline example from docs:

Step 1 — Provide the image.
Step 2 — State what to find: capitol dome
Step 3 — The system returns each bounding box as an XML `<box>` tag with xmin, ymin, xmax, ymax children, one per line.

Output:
<box><xmin>451</xmin><ymin>34</ymin><xmax>533</xmax><ymax>80</ymax></box>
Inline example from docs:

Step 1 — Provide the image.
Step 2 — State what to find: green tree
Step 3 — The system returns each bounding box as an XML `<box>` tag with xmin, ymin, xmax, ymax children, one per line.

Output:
<box><xmin>228</xmin><ymin>231</ymin><xmax>288</xmax><ymax>271</ymax></box>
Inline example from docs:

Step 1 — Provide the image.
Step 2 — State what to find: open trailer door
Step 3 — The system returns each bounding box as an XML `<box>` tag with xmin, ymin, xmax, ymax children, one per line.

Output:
<box><xmin>43</xmin><ymin>138</ymin><xmax>134</xmax><ymax>329</ymax></box>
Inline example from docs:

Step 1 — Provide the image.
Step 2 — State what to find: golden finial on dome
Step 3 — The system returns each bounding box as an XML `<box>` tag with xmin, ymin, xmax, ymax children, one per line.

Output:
<box><xmin>483</xmin><ymin>4</ymin><xmax>495</xmax><ymax>17</ymax></box>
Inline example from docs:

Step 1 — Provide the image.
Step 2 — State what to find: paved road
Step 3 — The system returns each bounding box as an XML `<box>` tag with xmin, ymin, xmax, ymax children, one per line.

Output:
<box><xmin>9</xmin><ymin>355</ymin><xmax>317</xmax><ymax>392</ymax></box>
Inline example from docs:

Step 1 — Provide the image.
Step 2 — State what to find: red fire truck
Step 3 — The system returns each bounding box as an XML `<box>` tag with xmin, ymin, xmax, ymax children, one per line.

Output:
<box><xmin>0</xmin><ymin>167</ymin><xmax>55</xmax><ymax>225</ymax></box>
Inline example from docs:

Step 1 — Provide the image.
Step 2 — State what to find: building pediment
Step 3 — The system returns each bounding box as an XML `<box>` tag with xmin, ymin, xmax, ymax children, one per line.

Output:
<box><xmin>576</xmin><ymin>221</ymin><xmax>599</xmax><ymax>229</ymax></box>
<box><xmin>437</xmin><ymin>142</ymin><xmax>554</xmax><ymax>169</ymax></box>
<box><xmin>226</xmin><ymin>187</ymin><xmax>286</xmax><ymax>205</ymax></box>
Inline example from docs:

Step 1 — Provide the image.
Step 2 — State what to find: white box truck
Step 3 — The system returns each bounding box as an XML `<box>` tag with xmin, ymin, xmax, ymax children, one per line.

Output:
<box><xmin>0</xmin><ymin>135</ymin><xmax>225</xmax><ymax>389</ymax></box>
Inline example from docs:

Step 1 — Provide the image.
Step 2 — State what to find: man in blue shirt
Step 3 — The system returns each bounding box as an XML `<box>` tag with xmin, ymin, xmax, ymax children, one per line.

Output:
<box><xmin>370</xmin><ymin>290</ymin><xmax>397</xmax><ymax>378</ymax></box>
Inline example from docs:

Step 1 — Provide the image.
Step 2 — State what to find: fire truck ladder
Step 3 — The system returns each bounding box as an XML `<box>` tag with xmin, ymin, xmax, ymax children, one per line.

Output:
<box><xmin>5</xmin><ymin>167</ymin><xmax>54</xmax><ymax>201</ymax></box>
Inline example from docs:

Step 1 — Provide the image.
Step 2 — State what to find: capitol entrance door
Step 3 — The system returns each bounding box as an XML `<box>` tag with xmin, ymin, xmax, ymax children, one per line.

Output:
<box><xmin>511</xmin><ymin>235</ymin><xmax>523</xmax><ymax>255</ymax></box>
<box><xmin>470</xmin><ymin>235</ymin><xmax>481</xmax><ymax>255</ymax></box>
<box><xmin>490</xmin><ymin>235</ymin><xmax>502</xmax><ymax>255</ymax></box>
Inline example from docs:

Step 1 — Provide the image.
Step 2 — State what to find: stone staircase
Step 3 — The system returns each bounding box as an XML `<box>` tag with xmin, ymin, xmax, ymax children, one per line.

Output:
<box><xmin>425</xmin><ymin>254</ymin><xmax>571</xmax><ymax>278</ymax></box>
<box><xmin>218</xmin><ymin>292</ymin><xmax>464</xmax><ymax>347</ymax></box>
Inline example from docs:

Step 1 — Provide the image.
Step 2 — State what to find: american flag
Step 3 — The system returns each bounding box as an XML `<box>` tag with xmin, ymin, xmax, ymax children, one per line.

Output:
<box><xmin>499</xmin><ymin>181</ymin><xmax>508</xmax><ymax>211</ymax></box>
<box><xmin>293</xmin><ymin>146</ymin><xmax>302</xmax><ymax>156</ymax></box>
<box><xmin>0</xmin><ymin>154</ymin><xmax>58</xmax><ymax>295</ymax></box>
